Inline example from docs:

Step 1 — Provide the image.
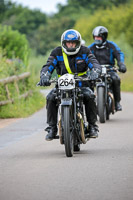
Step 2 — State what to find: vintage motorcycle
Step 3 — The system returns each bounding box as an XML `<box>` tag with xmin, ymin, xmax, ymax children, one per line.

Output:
<box><xmin>38</xmin><ymin>73</ymin><xmax>94</xmax><ymax>157</ymax></box>
<box><xmin>96</xmin><ymin>65</ymin><xmax>116</xmax><ymax>123</ymax></box>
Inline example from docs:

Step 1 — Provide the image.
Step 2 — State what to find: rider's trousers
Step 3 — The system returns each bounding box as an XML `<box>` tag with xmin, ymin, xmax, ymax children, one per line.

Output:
<box><xmin>46</xmin><ymin>87</ymin><xmax>97</xmax><ymax>127</ymax></box>
<box><xmin>108</xmin><ymin>71</ymin><xmax>121</xmax><ymax>102</ymax></box>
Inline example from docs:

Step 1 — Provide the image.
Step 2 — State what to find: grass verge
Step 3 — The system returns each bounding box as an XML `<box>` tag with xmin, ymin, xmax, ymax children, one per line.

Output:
<box><xmin>0</xmin><ymin>90</ymin><xmax>45</xmax><ymax>118</ymax></box>
<box><xmin>120</xmin><ymin>63</ymin><xmax>133</xmax><ymax>92</ymax></box>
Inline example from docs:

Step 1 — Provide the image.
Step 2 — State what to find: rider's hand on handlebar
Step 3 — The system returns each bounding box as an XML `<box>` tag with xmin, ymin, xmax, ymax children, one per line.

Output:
<box><xmin>95</xmin><ymin>68</ymin><xmax>102</xmax><ymax>76</ymax></box>
<box><xmin>39</xmin><ymin>71</ymin><xmax>51</xmax><ymax>86</ymax></box>
<box><xmin>118</xmin><ymin>63</ymin><xmax>127</xmax><ymax>73</ymax></box>
<box><xmin>90</xmin><ymin>69</ymin><xmax>99</xmax><ymax>80</ymax></box>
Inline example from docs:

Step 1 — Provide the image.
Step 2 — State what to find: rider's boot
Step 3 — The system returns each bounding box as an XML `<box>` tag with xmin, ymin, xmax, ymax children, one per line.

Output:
<box><xmin>115</xmin><ymin>101</ymin><xmax>122</xmax><ymax>111</ymax></box>
<box><xmin>88</xmin><ymin>124</ymin><xmax>99</xmax><ymax>138</ymax></box>
<box><xmin>45</xmin><ymin>125</ymin><xmax>58</xmax><ymax>141</ymax></box>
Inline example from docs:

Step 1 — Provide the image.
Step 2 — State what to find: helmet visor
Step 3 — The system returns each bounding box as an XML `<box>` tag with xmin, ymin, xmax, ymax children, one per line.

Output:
<box><xmin>63</xmin><ymin>40</ymin><xmax>80</xmax><ymax>52</ymax></box>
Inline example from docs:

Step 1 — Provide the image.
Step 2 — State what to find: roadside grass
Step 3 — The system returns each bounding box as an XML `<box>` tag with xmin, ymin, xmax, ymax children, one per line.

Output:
<box><xmin>120</xmin><ymin>63</ymin><xmax>133</xmax><ymax>92</ymax></box>
<box><xmin>110</xmin><ymin>35</ymin><xmax>133</xmax><ymax>93</ymax></box>
<box><xmin>0</xmin><ymin>90</ymin><xmax>45</xmax><ymax>118</ymax></box>
<box><xmin>27</xmin><ymin>50</ymin><xmax>50</xmax><ymax>82</ymax></box>
<box><xmin>0</xmin><ymin>52</ymin><xmax>49</xmax><ymax>119</ymax></box>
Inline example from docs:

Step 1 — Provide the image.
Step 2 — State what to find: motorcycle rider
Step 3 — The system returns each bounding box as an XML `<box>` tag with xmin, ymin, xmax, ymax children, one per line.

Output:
<box><xmin>88</xmin><ymin>26</ymin><xmax>127</xmax><ymax>111</ymax></box>
<box><xmin>39</xmin><ymin>29</ymin><xmax>102</xmax><ymax>141</ymax></box>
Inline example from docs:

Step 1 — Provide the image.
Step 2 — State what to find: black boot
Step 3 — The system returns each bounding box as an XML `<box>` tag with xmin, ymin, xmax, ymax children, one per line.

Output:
<box><xmin>88</xmin><ymin>124</ymin><xmax>99</xmax><ymax>138</ymax></box>
<box><xmin>115</xmin><ymin>102</ymin><xmax>122</xmax><ymax>111</ymax></box>
<box><xmin>45</xmin><ymin>126</ymin><xmax>57</xmax><ymax>141</ymax></box>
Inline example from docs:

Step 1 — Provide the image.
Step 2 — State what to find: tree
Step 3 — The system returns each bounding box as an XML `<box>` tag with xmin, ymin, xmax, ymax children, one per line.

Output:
<box><xmin>0</xmin><ymin>25</ymin><xmax>30</xmax><ymax>65</ymax></box>
<box><xmin>34</xmin><ymin>17</ymin><xmax>75</xmax><ymax>55</ymax></box>
<box><xmin>1</xmin><ymin>3</ymin><xmax>47</xmax><ymax>35</ymax></box>
<box><xmin>0</xmin><ymin>0</ymin><xmax>6</xmax><ymax>22</ymax></box>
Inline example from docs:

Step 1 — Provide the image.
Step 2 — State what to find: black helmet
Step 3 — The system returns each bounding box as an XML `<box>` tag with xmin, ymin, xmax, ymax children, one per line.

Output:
<box><xmin>92</xmin><ymin>26</ymin><xmax>108</xmax><ymax>46</ymax></box>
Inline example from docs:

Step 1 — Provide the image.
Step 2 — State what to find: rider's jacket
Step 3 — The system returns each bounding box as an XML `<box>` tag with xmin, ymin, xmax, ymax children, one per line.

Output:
<box><xmin>41</xmin><ymin>45</ymin><xmax>101</xmax><ymax>77</ymax></box>
<box><xmin>88</xmin><ymin>40</ymin><xmax>124</xmax><ymax>67</ymax></box>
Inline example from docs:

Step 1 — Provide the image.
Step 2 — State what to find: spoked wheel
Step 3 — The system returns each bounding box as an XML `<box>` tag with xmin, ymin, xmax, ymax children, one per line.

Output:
<box><xmin>97</xmin><ymin>87</ymin><xmax>106</xmax><ymax>123</ymax></box>
<box><xmin>58</xmin><ymin>115</ymin><xmax>63</xmax><ymax>144</ymax></box>
<box><xmin>106</xmin><ymin>92</ymin><xmax>115</xmax><ymax>120</ymax></box>
<box><xmin>106</xmin><ymin>98</ymin><xmax>110</xmax><ymax>120</ymax></box>
<box><xmin>77</xmin><ymin>112</ymin><xmax>87</xmax><ymax>144</ymax></box>
<box><xmin>63</xmin><ymin>105</ymin><xmax>74</xmax><ymax>157</ymax></box>
<box><xmin>106</xmin><ymin>105</ymin><xmax>110</xmax><ymax>120</ymax></box>
<box><xmin>74</xmin><ymin>144</ymin><xmax>80</xmax><ymax>152</ymax></box>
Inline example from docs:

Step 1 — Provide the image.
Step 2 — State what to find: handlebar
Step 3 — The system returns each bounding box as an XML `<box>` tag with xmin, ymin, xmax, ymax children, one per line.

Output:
<box><xmin>74</xmin><ymin>76</ymin><xmax>91</xmax><ymax>82</ymax></box>
<box><xmin>36</xmin><ymin>78</ymin><xmax>57</xmax><ymax>86</ymax></box>
<box><xmin>37</xmin><ymin>76</ymin><xmax>94</xmax><ymax>87</ymax></box>
<box><xmin>101</xmin><ymin>65</ymin><xmax>118</xmax><ymax>72</ymax></box>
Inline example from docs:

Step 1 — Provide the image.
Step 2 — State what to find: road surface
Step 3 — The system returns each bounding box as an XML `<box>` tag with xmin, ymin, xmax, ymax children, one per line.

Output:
<box><xmin>0</xmin><ymin>91</ymin><xmax>133</xmax><ymax>200</ymax></box>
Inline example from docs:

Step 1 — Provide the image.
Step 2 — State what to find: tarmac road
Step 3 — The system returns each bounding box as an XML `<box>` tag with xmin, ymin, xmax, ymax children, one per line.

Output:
<box><xmin>0</xmin><ymin>91</ymin><xmax>133</xmax><ymax>200</ymax></box>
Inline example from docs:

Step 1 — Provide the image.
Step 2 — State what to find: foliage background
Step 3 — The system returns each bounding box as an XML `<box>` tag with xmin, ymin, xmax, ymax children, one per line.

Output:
<box><xmin>0</xmin><ymin>0</ymin><xmax>133</xmax><ymax>117</ymax></box>
<box><xmin>1</xmin><ymin>0</ymin><xmax>132</xmax><ymax>55</ymax></box>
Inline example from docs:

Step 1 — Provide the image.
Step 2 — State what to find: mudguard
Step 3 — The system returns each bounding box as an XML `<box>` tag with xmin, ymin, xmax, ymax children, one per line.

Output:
<box><xmin>61</xmin><ymin>98</ymin><xmax>72</xmax><ymax>106</ymax></box>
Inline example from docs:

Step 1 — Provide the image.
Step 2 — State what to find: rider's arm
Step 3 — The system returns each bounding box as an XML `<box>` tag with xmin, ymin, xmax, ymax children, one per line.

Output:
<box><xmin>111</xmin><ymin>42</ymin><xmax>126</xmax><ymax>72</ymax></box>
<box><xmin>40</xmin><ymin>48</ymin><xmax>57</xmax><ymax>75</ymax></box>
<box><xmin>111</xmin><ymin>42</ymin><xmax>125</xmax><ymax>66</ymax></box>
<box><xmin>87</xmin><ymin>48</ymin><xmax>102</xmax><ymax>73</ymax></box>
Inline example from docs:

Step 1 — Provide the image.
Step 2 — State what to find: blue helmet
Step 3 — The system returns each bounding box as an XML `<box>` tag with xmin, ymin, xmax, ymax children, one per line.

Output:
<box><xmin>61</xmin><ymin>29</ymin><xmax>82</xmax><ymax>55</ymax></box>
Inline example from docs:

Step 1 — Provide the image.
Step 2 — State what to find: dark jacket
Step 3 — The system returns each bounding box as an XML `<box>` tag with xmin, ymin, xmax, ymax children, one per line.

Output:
<box><xmin>41</xmin><ymin>45</ymin><xmax>101</xmax><ymax>76</ymax></box>
<box><xmin>88</xmin><ymin>40</ymin><xmax>124</xmax><ymax>67</ymax></box>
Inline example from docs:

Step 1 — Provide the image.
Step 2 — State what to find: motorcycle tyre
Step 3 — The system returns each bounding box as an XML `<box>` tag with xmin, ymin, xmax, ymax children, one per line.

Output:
<box><xmin>63</xmin><ymin>105</ymin><xmax>74</xmax><ymax>157</ymax></box>
<box><xmin>97</xmin><ymin>87</ymin><xmax>106</xmax><ymax>123</ymax></box>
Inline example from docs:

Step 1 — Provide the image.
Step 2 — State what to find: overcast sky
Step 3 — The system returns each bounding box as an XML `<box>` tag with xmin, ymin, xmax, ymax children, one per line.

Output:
<box><xmin>11</xmin><ymin>0</ymin><xmax>67</xmax><ymax>14</ymax></box>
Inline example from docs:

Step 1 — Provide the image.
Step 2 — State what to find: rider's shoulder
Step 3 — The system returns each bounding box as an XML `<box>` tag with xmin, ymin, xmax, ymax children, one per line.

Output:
<box><xmin>107</xmin><ymin>40</ymin><xmax>119</xmax><ymax>48</ymax></box>
<box><xmin>51</xmin><ymin>46</ymin><xmax>62</xmax><ymax>55</ymax></box>
<box><xmin>88</xmin><ymin>42</ymin><xmax>96</xmax><ymax>49</ymax></box>
<box><xmin>80</xmin><ymin>45</ymin><xmax>90</xmax><ymax>53</ymax></box>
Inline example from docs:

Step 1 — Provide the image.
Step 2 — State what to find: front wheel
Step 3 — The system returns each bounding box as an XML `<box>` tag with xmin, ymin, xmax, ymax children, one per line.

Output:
<box><xmin>63</xmin><ymin>106</ymin><xmax>74</xmax><ymax>157</ymax></box>
<box><xmin>97</xmin><ymin>87</ymin><xmax>106</xmax><ymax>123</ymax></box>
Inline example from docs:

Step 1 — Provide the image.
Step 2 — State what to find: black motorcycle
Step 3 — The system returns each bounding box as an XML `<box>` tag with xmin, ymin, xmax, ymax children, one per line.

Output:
<box><xmin>38</xmin><ymin>73</ymin><xmax>94</xmax><ymax>157</ymax></box>
<box><xmin>96</xmin><ymin>65</ymin><xmax>116</xmax><ymax>123</ymax></box>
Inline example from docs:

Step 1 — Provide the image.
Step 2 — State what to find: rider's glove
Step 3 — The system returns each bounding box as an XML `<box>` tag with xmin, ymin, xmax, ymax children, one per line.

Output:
<box><xmin>95</xmin><ymin>68</ymin><xmax>102</xmax><ymax>76</ymax></box>
<box><xmin>118</xmin><ymin>63</ymin><xmax>127</xmax><ymax>73</ymax></box>
<box><xmin>90</xmin><ymin>69</ymin><xmax>99</xmax><ymax>80</ymax></box>
<box><xmin>40</xmin><ymin>71</ymin><xmax>51</xmax><ymax>86</ymax></box>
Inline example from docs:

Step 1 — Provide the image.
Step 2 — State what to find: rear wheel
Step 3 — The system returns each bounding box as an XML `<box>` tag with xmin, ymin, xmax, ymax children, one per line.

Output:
<box><xmin>106</xmin><ymin>98</ymin><xmax>110</xmax><ymax>120</ymax></box>
<box><xmin>106</xmin><ymin>92</ymin><xmax>114</xmax><ymax>119</ymax></box>
<box><xmin>106</xmin><ymin>107</ymin><xmax>110</xmax><ymax>120</ymax></box>
<box><xmin>97</xmin><ymin>87</ymin><xmax>106</xmax><ymax>123</ymax></box>
<box><xmin>74</xmin><ymin>144</ymin><xmax>80</xmax><ymax>152</ymax></box>
<box><xmin>63</xmin><ymin>106</ymin><xmax>73</xmax><ymax>157</ymax></box>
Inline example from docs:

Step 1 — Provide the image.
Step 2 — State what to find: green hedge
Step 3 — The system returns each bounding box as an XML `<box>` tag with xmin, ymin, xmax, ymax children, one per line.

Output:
<box><xmin>0</xmin><ymin>25</ymin><xmax>30</xmax><ymax>65</ymax></box>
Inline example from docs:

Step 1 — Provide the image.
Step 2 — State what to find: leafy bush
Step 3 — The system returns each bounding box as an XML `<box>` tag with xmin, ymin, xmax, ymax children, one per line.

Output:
<box><xmin>0</xmin><ymin>49</ymin><xmax>26</xmax><ymax>78</ymax></box>
<box><xmin>74</xmin><ymin>3</ymin><xmax>133</xmax><ymax>92</ymax></box>
<box><xmin>0</xmin><ymin>25</ymin><xmax>30</xmax><ymax>65</ymax></box>
<box><xmin>74</xmin><ymin>3</ymin><xmax>133</xmax><ymax>48</ymax></box>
